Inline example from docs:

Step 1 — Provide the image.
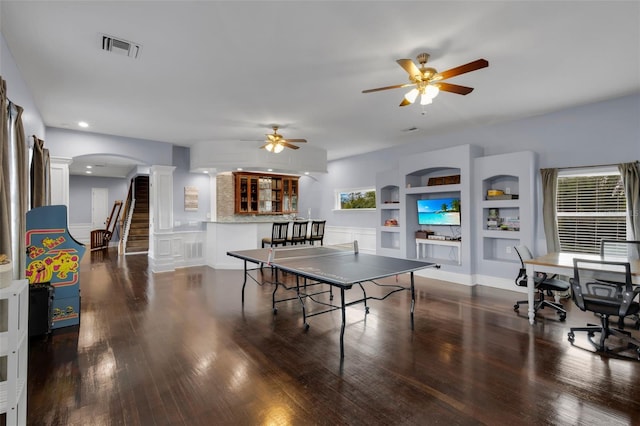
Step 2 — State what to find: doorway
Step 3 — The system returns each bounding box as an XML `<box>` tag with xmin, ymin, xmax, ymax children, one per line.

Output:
<box><xmin>91</xmin><ymin>188</ymin><xmax>109</xmax><ymax>229</ymax></box>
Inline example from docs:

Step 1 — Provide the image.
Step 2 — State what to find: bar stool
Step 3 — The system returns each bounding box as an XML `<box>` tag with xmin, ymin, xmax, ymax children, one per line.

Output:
<box><xmin>307</xmin><ymin>220</ymin><xmax>326</xmax><ymax>246</ymax></box>
<box><xmin>287</xmin><ymin>221</ymin><xmax>308</xmax><ymax>245</ymax></box>
<box><xmin>262</xmin><ymin>222</ymin><xmax>290</xmax><ymax>248</ymax></box>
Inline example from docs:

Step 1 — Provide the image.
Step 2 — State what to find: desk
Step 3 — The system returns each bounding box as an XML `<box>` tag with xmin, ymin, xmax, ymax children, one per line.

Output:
<box><xmin>415</xmin><ymin>238</ymin><xmax>461</xmax><ymax>264</ymax></box>
<box><xmin>227</xmin><ymin>244</ymin><xmax>436</xmax><ymax>359</ymax></box>
<box><xmin>523</xmin><ymin>252</ymin><xmax>640</xmax><ymax>325</ymax></box>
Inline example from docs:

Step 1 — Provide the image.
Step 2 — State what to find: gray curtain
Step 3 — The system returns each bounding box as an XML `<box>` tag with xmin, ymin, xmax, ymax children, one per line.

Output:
<box><xmin>618</xmin><ymin>161</ymin><xmax>640</xmax><ymax>241</ymax></box>
<box><xmin>31</xmin><ymin>135</ymin><xmax>50</xmax><ymax>208</ymax></box>
<box><xmin>540</xmin><ymin>168</ymin><xmax>561</xmax><ymax>253</ymax></box>
<box><xmin>0</xmin><ymin>78</ymin><xmax>9</xmax><ymax>265</ymax></box>
<box><xmin>0</xmin><ymin>76</ymin><xmax>28</xmax><ymax>280</ymax></box>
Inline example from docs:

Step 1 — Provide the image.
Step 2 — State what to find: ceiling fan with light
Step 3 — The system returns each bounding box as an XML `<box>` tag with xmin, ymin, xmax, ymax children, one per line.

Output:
<box><xmin>260</xmin><ymin>126</ymin><xmax>307</xmax><ymax>153</ymax></box>
<box><xmin>362</xmin><ymin>53</ymin><xmax>489</xmax><ymax>107</ymax></box>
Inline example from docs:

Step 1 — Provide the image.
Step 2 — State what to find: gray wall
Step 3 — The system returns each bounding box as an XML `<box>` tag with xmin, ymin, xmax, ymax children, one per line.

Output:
<box><xmin>69</xmin><ymin>175</ymin><xmax>128</xmax><ymax>224</ymax></box>
<box><xmin>172</xmin><ymin>145</ymin><xmax>211</xmax><ymax>228</ymax></box>
<box><xmin>299</xmin><ymin>93</ymin><xmax>640</xmax><ymax>254</ymax></box>
<box><xmin>46</xmin><ymin>127</ymin><xmax>173</xmax><ymax>167</ymax></box>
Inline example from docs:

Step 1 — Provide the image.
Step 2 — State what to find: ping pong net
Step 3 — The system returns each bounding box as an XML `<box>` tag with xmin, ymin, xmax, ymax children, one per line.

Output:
<box><xmin>266</xmin><ymin>240</ymin><xmax>359</xmax><ymax>266</ymax></box>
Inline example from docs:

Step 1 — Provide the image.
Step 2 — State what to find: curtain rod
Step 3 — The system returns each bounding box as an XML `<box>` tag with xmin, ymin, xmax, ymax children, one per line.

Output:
<box><xmin>551</xmin><ymin>161</ymin><xmax>638</xmax><ymax>171</ymax></box>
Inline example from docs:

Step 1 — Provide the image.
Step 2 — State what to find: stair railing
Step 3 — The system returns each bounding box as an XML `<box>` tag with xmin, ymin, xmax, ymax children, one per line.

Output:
<box><xmin>119</xmin><ymin>179</ymin><xmax>135</xmax><ymax>255</ymax></box>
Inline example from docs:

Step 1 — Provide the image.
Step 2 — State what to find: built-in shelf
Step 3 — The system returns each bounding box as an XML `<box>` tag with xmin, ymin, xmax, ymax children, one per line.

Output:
<box><xmin>416</xmin><ymin>238</ymin><xmax>461</xmax><ymax>265</ymax></box>
<box><xmin>0</xmin><ymin>279</ymin><xmax>28</xmax><ymax>425</ymax></box>
<box><xmin>405</xmin><ymin>184</ymin><xmax>461</xmax><ymax>195</ymax></box>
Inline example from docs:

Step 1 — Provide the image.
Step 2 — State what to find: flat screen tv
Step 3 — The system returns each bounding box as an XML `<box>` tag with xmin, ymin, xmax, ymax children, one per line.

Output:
<box><xmin>417</xmin><ymin>198</ymin><xmax>461</xmax><ymax>226</ymax></box>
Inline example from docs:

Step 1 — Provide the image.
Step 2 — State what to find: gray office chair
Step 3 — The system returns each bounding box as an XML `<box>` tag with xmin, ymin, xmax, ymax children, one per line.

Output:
<box><xmin>513</xmin><ymin>245</ymin><xmax>569</xmax><ymax>321</ymax></box>
<box><xmin>600</xmin><ymin>239</ymin><xmax>640</xmax><ymax>259</ymax></box>
<box><xmin>568</xmin><ymin>258</ymin><xmax>640</xmax><ymax>359</ymax></box>
<box><xmin>600</xmin><ymin>239</ymin><xmax>640</xmax><ymax>329</ymax></box>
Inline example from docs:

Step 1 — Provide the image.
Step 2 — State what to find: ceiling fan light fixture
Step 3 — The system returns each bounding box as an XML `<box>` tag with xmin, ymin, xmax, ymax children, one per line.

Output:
<box><xmin>425</xmin><ymin>84</ymin><xmax>439</xmax><ymax>99</ymax></box>
<box><xmin>404</xmin><ymin>88</ymin><xmax>419</xmax><ymax>104</ymax></box>
<box><xmin>273</xmin><ymin>143</ymin><xmax>285</xmax><ymax>154</ymax></box>
<box><xmin>420</xmin><ymin>93</ymin><xmax>433</xmax><ymax>105</ymax></box>
<box><xmin>265</xmin><ymin>142</ymin><xmax>275</xmax><ymax>152</ymax></box>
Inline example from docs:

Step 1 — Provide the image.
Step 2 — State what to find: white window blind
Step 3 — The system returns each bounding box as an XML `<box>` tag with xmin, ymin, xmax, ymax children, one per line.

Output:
<box><xmin>556</xmin><ymin>172</ymin><xmax>627</xmax><ymax>254</ymax></box>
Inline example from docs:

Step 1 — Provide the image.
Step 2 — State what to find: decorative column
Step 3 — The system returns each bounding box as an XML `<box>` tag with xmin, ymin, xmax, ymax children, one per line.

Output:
<box><xmin>148</xmin><ymin>165</ymin><xmax>175</xmax><ymax>272</ymax></box>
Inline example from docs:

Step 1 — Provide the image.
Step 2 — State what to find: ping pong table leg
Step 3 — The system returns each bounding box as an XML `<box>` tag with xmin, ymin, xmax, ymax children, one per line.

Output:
<box><xmin>410</xmin><ymin>272</ymin><xmax>415</xmax><ymax>330</ymax></box>
<box><xmin>296</xmin><ymin>275</ymin><xmax>309</xmax><ymax>329</ymax></box>
<box><xmin>272</xmin><ymin>268</ymin><xmax>280</xmax><ymax>314</ymax></box>
<box><xmin>340</xmin><ymin>287</ymin><xmax>346</xmax><ymax>359</ymax></box>
<box><xmin>357</xmin><ymin>282</ymin><xmax>369</xmax><ymax>314</ymax></box>
<box><xmin>241</xmin><ymin>260</ymin><xmax>248</xmax><ymax>304</ymax></box>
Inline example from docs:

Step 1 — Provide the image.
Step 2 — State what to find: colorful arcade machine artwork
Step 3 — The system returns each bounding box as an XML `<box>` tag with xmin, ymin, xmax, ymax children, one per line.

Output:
<box><xmin>26</xmin><ymin>205</ymin><xmax>86</xmax><ymax>329</ymax></box>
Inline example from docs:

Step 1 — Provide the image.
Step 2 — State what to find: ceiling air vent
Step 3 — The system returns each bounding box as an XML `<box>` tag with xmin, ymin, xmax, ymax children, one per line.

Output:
<box><xmin>99</xmin><ymin>33</ymin><xmax>141</xmax><ymax>59</ymax></box>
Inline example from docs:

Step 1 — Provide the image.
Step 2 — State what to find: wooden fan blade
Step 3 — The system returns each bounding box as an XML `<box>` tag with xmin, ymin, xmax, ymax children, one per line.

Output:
<box><xmin>282</xmin><ymin>142</ymin><xmax>300</xmax><ymax>150</ymax></box>
<box><xmin>435</xmin><ymin>59</ymin><xmax>489</xmax><ymax>81</ymax></box>
<box><xmin>436</xmin><ymin>82</ymin><xmax>474</xmax><ymax>95</ymax></box>
<box><xmin>259</xmin><ymin>143</ymin><xmax>269</xmax><ymax>149</ymax></box>
<box><xmin>266</xmin><ymin>134</ymin><xmax>277</xmax><ymax>142</ymax></box>
<box><xmin>399</xmin><ymin>98</ymin><xmax>411</xmax><ymax>107</ymax></box>
<box><xmin>362</xmin><ymin>83</ymin><xmax>413</xmax><ymax>94</ymax></box>
<box><xmin>283</xmin><ymin>138</ymin><xmax>307</xmax><ymax>143</ymax></box>
<box><xmin>397</xmin><ymin>59</ymin><xmax>421</xmax><ymax>77</ymax></box>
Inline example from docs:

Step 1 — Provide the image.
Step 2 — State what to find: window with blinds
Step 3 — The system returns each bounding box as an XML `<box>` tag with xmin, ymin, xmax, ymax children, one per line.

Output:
<box><xmin>556</xmin><ymin>172</ymin><xmax>627</xmax><ymax>254</ymax></box>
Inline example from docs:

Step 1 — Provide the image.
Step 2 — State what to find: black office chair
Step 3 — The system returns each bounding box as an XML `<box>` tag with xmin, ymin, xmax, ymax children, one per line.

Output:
<box><xmin>287</xmin><ymin>221</ymin><xmax>308</xmax><ymax>245</ymax></box>
<box><xmin>600</xmin><ymin>239</ymin><xmax>640</xmax><ymax>329</ymax></box>
<box><xmin>261</xmin><ymin>222</ymin><xmax>290</xmax><ymax>248</ymax></box>
<box><xmin>568</xmin><ymin>258</ymin><xmax>640</xmax><ymax>359</ymax></box>
<box><xmin>307</xmin><ymin>220</ymin><xmax>326</xmax><ymax>246</ymax></box>
<box><xmin>513</xmin><ymin>245</ymin><xmax>569</xmax><ymax>321</ymax></box>
<box><xmin>600</xmin><ymin>239</ymin><xmax>640</xmax><ymax>259</ymax></box>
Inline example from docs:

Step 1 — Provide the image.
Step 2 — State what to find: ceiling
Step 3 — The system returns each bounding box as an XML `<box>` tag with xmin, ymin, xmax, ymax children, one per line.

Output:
<box><xmin>1</xmin><ymin>1</ymin><xmax>639</xmax><ymax>178</ymax></box>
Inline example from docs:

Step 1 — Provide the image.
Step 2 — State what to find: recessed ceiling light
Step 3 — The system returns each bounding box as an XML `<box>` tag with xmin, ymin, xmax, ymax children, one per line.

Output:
<box><xmin>78</xmin><ymin>121</ymin><xmax>89</xmax><ymax>128</ymax></box>
<box><xmin>236</xmin><ymin>167</ymin><xmax>243</xmax><ymax>171</ymax></box>
<box><xmin>86</xmin><ymin>165</ymin><xmax>92</xmax><ymax>169</ymax></box>
<box><xmin>267</xmin><ymin>169</ymin><xmax>273</xmax><ymax>172</ymax></box>
<box><xmin>85</xmin><ymin>170</ymin><xmax>92</xmax><ymax>174</ymax></box>
<box><xmin>304</xmin><ymin>172</ymin><xmax>310</xmax><ymax>175</ymax></box>
<box><xmin>203</xmin><ymin>171</ymin><xmax>208</xmax><ymax>174</ymax></box>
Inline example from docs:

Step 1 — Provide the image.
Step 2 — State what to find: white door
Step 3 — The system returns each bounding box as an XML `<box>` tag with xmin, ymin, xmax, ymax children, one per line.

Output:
<box><xmin>91</xmin><ymin>188</ymin><xmax>109</xmax><ymax>229</ymax></box>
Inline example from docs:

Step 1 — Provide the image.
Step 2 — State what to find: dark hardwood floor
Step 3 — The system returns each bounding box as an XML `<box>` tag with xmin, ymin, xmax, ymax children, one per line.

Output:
<box><xmin>23</xmin><ymin>248</ymin><xmax>640</xmax><ymax>425</ymax></box>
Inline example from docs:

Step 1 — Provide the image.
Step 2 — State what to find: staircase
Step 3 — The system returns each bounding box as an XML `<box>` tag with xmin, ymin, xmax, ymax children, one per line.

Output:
<box><xmin>126</xmin><ymin>176</ymin><xmax>149</xmax><ymax>253</ymax></box>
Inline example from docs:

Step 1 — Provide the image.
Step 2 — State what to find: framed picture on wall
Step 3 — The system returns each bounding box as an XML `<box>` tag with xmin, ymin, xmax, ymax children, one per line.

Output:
<box><xmin>184</xmin><ymin>186</ymin><xmax>198</xmax><ymax>211</ymax></box>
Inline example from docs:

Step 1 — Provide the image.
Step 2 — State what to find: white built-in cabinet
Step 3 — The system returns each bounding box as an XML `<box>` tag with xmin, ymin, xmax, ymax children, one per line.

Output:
<box><xmin>0</xmin><ymin>279</ymin><xmax>29</xmax><ymax>425</ymax></box>
<box><xmin>474</xmin><ymin>151</ymin><xmax>536</xmax><ymax>280</ymax></box>
<box><xmin>376</xmin><ymin>169</ymin><xmax>401</xmax><ymax>257</ymax></box>
<box><xmin>376</xmin><ymin>145</ymin><xmax>535</xmax><ymax>287</ymax></box>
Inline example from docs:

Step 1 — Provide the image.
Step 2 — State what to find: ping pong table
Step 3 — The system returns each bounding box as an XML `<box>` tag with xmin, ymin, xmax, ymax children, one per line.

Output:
<box><xmin>227</xmin><ymin>243</ymin><xmax>437</xmax><ymax>358</ymax></box>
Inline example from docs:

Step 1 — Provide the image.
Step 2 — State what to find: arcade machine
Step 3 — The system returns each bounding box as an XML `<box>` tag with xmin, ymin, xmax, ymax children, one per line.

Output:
<box><xmin>26</xmin><ymin>205</ymin><xmax>86</xmax><ymax>334</ymax></box>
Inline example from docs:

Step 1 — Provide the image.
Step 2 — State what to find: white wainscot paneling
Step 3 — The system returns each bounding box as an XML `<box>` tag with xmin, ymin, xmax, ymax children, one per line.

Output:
<box><xmin>324</xmin><ymin>226</ymin><xmax>376</xmax><ymax>254</ymax></box>
<box><xmin>68</xmin><ymin>223</ymin><xmax>92</xmax><ymax>245</ymax></box>
<box><xmin>172</xmin><ymin>231</ymin><xmax>205</xmax><ymax>268</ymax></box>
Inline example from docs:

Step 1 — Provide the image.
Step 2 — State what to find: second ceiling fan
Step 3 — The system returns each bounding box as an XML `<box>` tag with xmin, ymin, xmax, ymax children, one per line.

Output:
<box><xmin>260</xmin><ymin>126</ymin><xmax>307</xmax><ymax>153</ymax></box>
<box><xmin>362</xmin><ymin>53</ymin><xmax>489</xmax><ymax>107</ymax></box>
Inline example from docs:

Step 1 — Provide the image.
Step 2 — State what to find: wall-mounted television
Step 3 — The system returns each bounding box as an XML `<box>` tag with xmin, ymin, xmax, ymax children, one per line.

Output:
<box><xmin>417</xmin><ymin>198</ymin><xmax>461</xmax><ymax>226</ymax></box>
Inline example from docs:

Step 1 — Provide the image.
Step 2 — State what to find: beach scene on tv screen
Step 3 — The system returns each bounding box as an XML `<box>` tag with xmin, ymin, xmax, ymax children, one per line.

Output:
<box><xmin>417</xmin><ymin>198</ymin><xmax>460</xmax><ymax>225</ymax></box>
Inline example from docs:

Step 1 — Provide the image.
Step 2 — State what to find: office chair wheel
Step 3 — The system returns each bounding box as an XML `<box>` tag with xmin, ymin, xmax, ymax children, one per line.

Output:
<box><xmin>558</xmin><ymin>312</ymin><xmax>566</xmax><ymax>321</ymax></box>
<box><xmin>513</xmin><ymin>303</ymin><xmax>519</xmax><ymax>311</ymax></box>
<box><xmin>304</xmin><ymin>323</ymin><xmax>310</xmax><ymax>330</ymax></box>
<box><xmin>273</xmin><ymin>308</ymin><xmax>278</xmax><ymax>314</ymax></box>
<box><xmin>365</xmin><ymin>307</ymin><xmax>370</xmax><ymax>314</ymax></box>
<box><xmin>568</xmin><ymin>331</ymin><xmax>575</xmax><ymax>343</ymax></box>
